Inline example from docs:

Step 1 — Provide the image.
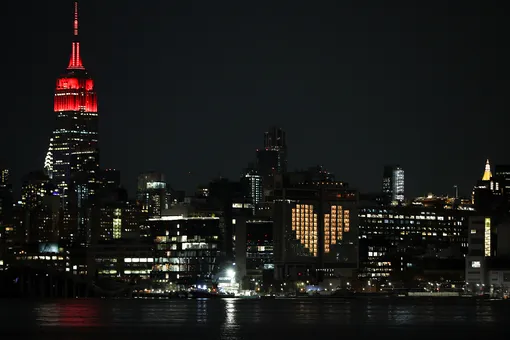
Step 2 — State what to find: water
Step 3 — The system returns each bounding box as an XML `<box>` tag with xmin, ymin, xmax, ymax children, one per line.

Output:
<box><xmin>0</xmin><ymin>298</ymin><xmax>509</xmax><ymax>339</ymax></box>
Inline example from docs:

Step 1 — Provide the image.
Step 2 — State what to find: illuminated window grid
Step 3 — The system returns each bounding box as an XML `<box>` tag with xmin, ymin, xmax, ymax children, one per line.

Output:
<box><xmin>291</xmin><ymin>204</ymin><xmax>318</xmax><ymax>256</ymax></box>
<box><xmin>484</xmin><ymin>217</ymin><xmax>491</xmax><ymax>257</ymax></box>
<box><xmin>344</xmin><ymin>210</ymin><xmax>350</xmax><ymax>232</ymax></box>
<box><xmin>324</xmin><ymin>207</ymin><xmax>351</xmax><ymax>253</ymax></box>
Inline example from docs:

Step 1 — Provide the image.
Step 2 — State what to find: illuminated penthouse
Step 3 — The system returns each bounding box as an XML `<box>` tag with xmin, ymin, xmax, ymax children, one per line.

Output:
<box><xmin>273</xmin><ymin>167</ymin><xmax>358</xmax><ymax>282</ymax></box>
<box><xmin>44</xmin><ymin>2</ymin><xmax>98</xmax><ymax>206</ymax></box>
<box><xmin>358</xmin><ymin>206</ymin><xmax>473</xmax><ymax>283</ymax></box>
<box><xmin>146</xmin><ymin>213</ymin><xmax>222</xmax><ymax>289</ymax></box>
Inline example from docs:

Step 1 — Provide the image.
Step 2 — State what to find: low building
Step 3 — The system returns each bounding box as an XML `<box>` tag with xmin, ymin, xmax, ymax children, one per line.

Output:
<box><xmin>146</xmin><ymin>215</ymin><xmax>222</xmax><ymax>289</ymax></box>
<box><xmin>358</xmin><ymin>206</ymin><xmax>472</xmax><ymax>285</ymax></box>
<box><xmin>90</xmin><ymin>240</ymin><xmax>154</xmax><ymax>284</ymax></box>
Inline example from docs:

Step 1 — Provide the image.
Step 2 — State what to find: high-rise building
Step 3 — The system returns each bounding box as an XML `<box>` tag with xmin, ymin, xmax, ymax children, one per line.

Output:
<box><xmin>493</xmin><ymin>164</ymin><xmax>510</xmax><ymax>204</ymax></box>
<box><xmin>136</xmin><ymin>172</ymin><xmax>168</xmax><ymax>217</ymax></box>
<box><xmin>471</xmin><ymin>159</ymin><xmax>505</xmax><ymax>213</ymax></box>
<box><xmin>20</xmin><ymin>172</ymin><xmax>60</xmax><ymax>244</ymax></box>
<box><xmin>44</xmin><ymin>2</ymin><xmax>98</xmax><ymax>206</ymax></box>
<box><xmin>263</xmin><ymin>127</ymin><xmax>287</xmax><ymax>172</ymax></box>
<box><xmin>241</xmin><ymin>168</ymin><xmax>263</xmax><ymax>207</ymax></box>
<box><xmin>382</xmin><ymin>165</ymin><xmax>404</xmax><ymax>204</ymax></box>
<box><xmin>256</xmin><ymin>127</ymin><xmax>288</xmax><ymax>197</ymax></box>
<box><xmin>0</xmin><ymin>169</ymin><xmax>9</xmax><ymax>185</ymax></box>
<box><xmin>0</xmin><ymin>168</ymin><xmax>13</xmax><ymax>260</ymax></box>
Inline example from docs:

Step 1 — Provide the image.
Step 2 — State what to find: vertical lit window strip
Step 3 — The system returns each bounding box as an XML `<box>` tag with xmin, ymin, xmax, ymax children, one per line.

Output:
<box><xmin>312</xmin><ymin>212</ymin><xmax>317</xmax><ymax>257</ymax></box>
<box><xmin>336</xmin><ymin>206</ymin><xmax>342</xmax><ymax>241</ymax></box>
<box><xmin>292</xmin><ymin>204</ymin><xmax>318</xmax><ymax>256</ymax></box>
<box><xmin>484</xmin><ymin>217</ymin><xmax>491</xmax><ymax>257</ymax></box>
<box><xmin>331</xmin><ymin>206</ymin><xmax>337</xmax><ymax>245</ymax></box>
<box><xmin>344</xmin><ymin>210</ymin><xmax>350</xmax><ymax>233</ymax></box>
<box><xmin>324</xmin><ymin>213</ymin><xmax>330</xmax><ymax>253</ymax></box>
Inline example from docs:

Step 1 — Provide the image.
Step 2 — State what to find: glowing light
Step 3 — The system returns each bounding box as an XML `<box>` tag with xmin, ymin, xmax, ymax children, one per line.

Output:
<box><xmin>226</xmin><ymin>269</ymin><xmax>235</xmax><ymax>279</ymax></box>
<box><xmin>68</xmin><ymin>2</ymin><xmax>84</xmax><ymax>70</ymax></box>
<box><xmin>482</xmin><ymin>159</ymin><xmax>492</xmax><ymax>181</ymax></box>
<box><xmin>73</xmin><ymin>2</ymin><xmax>79</xmax><ymax>36</ymax></box>
<box><xmin>54</xmin><ymin>90</ymin><xmax>97</xmax><ymax>112</ymax></box>
<box><xmin>484</xmin><ymin>217</ymin><xmax>491</xmax><ymax>257</ymax></box>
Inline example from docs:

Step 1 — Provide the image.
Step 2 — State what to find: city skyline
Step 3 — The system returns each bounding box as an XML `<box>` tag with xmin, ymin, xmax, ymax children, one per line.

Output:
<box><xmin>3</xmin><ymin>0</ymin><xmax>508</xmax><ymax>197</ymax></box>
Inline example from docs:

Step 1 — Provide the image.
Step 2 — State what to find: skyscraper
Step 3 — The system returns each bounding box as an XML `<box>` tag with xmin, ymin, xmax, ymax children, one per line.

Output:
<box><xmin>44</xmin><ymin>2</ymin><xmax>98</xmax><ymax>206</ymax></box>
<box><xmin>256</xmin><ymin>127</ymin><xmax>288</xmax><ymax>197</ymax></box>
<box><xmin>382</xmin><ymin>165</ymin><xmax>404</xmax><ymax>204</ymax></box>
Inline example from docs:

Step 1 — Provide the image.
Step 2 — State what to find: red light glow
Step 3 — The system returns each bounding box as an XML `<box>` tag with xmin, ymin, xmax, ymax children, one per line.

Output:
<box><xmin>54</xmin><ymin>91</ymin><xmax>97</xmax><ymax>112</ymax></box>
<box><xmin>68</xmin><ymin>42</ymin><xmax>84</xmax><ymax>70</ymax></box>
<box><xmin>55</xmin><ymin>76</ymin><xmax>96</xmax><ymax>112</ymax></box>
<box><xmin>56</xmin><ymin>78</ymin><xmax>94</xmax><ymax>91</ymax></box>
<box><xmin>54</xmin><ymin>2</ymin><xmax>96</xmax><ymax>112</ymax></box>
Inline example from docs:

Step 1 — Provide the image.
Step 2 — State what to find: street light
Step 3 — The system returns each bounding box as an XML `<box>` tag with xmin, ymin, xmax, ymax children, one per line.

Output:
<box><xmin>226</xmin><ymin>268</ymin><xmax>235</xmax><ymax>280</ymax></box>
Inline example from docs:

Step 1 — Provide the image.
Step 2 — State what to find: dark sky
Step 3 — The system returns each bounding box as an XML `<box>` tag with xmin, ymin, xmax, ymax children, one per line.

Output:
<box><xmin>2</xmin><ymin>0</ymin><xmax>508</xmax><ymax>198</ymax></box>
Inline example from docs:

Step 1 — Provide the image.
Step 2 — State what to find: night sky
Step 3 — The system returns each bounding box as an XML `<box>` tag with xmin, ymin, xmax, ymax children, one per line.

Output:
<box><xmin>3</xmin><ymin>0</ymin><xmax>508</xmax><ymax>198</ymax></box>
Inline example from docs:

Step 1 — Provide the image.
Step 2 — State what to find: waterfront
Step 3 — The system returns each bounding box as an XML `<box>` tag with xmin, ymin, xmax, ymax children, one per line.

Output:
<box><xmin>0</xmin><ymin>298</ymin><xmax>509</xmax><ymax>339</ymax></box>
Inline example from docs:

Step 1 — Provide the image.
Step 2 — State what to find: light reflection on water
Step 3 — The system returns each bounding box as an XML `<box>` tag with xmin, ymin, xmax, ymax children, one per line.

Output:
<box><xmin>0</xmin><ymin>298</ymin><xmax>507</xmax><ymax>338</ymax></box>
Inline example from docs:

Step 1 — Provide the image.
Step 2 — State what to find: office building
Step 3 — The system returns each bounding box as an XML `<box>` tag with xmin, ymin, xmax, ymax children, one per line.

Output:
<box><xmin>137</xmin><ymin>172</ymin><xmax>168</xmax><ymax>217</ymax></box>
<box><xmin>43</xmin><ymin>2</ymin><xmax>98</xmax><ymax>206</ymax></box>
<box><xmin>146</xmin><ymin>214</ymin><xmax>222</xmax><ymax>289</ymax></box>
<box><xmin>358</xmin><ymin>206</ymin><xmax>472</xmax><ymax>283</ymax></box>
<box><xmin>382</xmin><ymin>165</ymin><xmax>404</xmax><ymax>204</ymax></box>
<box><xmin>234</xmin><ymin>218</ymin><xmax>274</xmax><ymax>290</ymax></box>
<box><xmin>273</xmin><ymin>168</ymin><xmax>358</xmax><ymax>283</ymax></box>
<box><xmin>256</xmin><ymin>127</ymin><xmax>288</xmax><ymax>197</ymax></box>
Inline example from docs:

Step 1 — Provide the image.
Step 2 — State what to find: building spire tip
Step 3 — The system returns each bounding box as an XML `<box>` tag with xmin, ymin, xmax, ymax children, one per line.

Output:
<box><xmin>74</xmin><ymin>1</ymin><xmax>79</xmax><ymax>36</ymax></box>
<box><xmin>482</xmin><ymin>158</ymin><xmax>492</xmax><ymax>181</ymax></box>
<box><xmin>67</xmin><ymin>1</ymin><xmax>84</xmax><ymax>70</ymax></box>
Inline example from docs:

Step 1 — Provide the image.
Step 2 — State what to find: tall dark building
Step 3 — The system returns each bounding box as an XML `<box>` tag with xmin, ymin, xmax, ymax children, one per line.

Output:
<box><xmin>0</xmin><ymin>169</ymin><xmax>12</xmax><ymax>217</ymax></box>
<box><xmin>241</xmin><ymin>166</ymin><xmax>263</xmax><ymax>207</ymax></box>
<box><xmin>208</xmin><ymin>178</ymin><xmax>252</xmax><ymax>262</ymax></box>
<box><xmin>44</xmin><ymin>2</ymin><xmax>98</xmax><ymax>206</ymax></box>
<box><xmin>256</xmin><ymin>127</ymin><xmax>288</xmax><ymax>198</ymax></box>
<box><xmin>0</xmin><ymin>168</ymin><xmax>13</xmax><ymax>259</ymax></box>
<box><xmin>493</xmin><ymin>164</ymin><xmax>510</xmax><ymax>205</ymax></box>
<box><xmin>472</xmin><ymin>159</ymin><xmax>504</xmax><ymax>213</ymax></box>
<box><xmin>20</xmin><ymin>172</ymin><xmax>60</xmax><ymax>244</ymax></box>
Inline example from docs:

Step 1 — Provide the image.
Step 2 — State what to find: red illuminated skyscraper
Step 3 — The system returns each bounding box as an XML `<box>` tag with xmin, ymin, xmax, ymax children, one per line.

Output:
<box><xmin>44</xmin><ymin>2</ymin><xmax>98</xmax><ymax>204</ymax></box>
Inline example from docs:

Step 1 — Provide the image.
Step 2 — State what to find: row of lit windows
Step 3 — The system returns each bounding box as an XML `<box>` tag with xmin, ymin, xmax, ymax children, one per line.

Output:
<box><xmin>360</xmin><ymin>213</ymin><xmax>465</xmax><ymax>221</ymax></box>
<box><xmin>291</xmin><ymin>204</ymin><xmax>318</xmax><ymax>256</ymax></box>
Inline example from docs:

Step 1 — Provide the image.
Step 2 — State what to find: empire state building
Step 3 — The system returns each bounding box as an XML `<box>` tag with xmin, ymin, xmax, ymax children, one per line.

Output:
<box><xmin>44</xmin><ymin>2</ymin><xmax>98</xmax><ymax>204</ymax></box>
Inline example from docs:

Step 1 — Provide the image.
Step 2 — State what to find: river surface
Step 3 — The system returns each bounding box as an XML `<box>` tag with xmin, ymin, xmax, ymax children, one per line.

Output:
<box><xmin>0</xmin><ymin>297</ymin><xmax>509</xmax><ymax>339</ymax></box>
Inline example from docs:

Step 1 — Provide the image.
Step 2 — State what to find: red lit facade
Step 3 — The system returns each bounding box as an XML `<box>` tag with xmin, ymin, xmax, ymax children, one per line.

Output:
<box><xmin>54</xmin><ymin>78</ymin><xmax>97</xmax><ymax>113</ymax></box>
<box><xmin>44</xmin><ymin>1</ymin><xmax>98</xmax><ymax>206</ymax></box>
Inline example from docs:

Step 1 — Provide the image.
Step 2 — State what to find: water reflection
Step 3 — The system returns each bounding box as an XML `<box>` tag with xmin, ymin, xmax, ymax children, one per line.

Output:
<box><xmin>196</xmin><ymin>298</ymin><xmax>208</xmax><ymax>324</ymax></box>
<box><xmin>0</xmin><ymin>297</ymin><xmax>504</xmax><ymax>336</ymax></box>
<box><xmin>224</xmin><ymin>299</ymin><xmax>236</xmax><ymax>325</ymax></box>
<box><xmin>219</xmin><ymin>299</ymin><xmax>239</xmax><ymax>339</ymax></box>
<box><xmin>35</xmin><ymin>301</ymin><xmax>102</xmax><ymax>327</ymax></box>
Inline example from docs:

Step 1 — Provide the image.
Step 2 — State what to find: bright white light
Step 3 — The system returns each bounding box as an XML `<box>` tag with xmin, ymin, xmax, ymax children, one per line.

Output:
<box><xmin>226</xmin><ymin>269</ymin><xmax>235</xmax><ymax>279</ymax></box>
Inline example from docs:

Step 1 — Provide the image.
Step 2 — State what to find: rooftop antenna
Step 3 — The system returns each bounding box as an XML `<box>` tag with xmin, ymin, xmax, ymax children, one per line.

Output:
<box><xmin>74</xmin><ymin>1</ymin><xmax>79</xmax><ymax>37</ymax></box>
